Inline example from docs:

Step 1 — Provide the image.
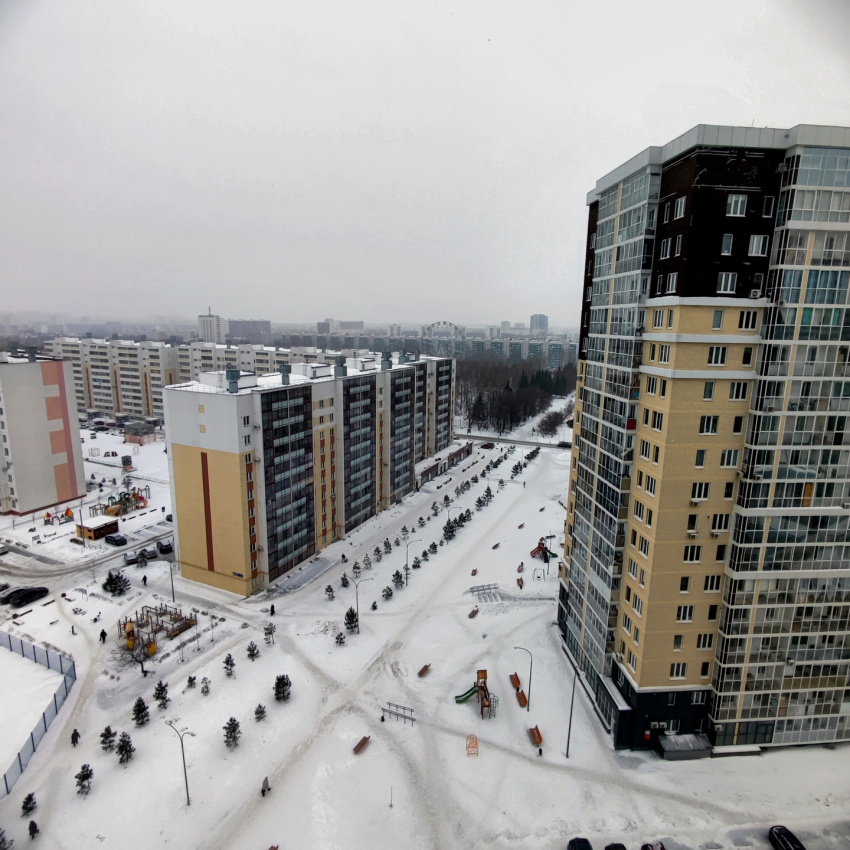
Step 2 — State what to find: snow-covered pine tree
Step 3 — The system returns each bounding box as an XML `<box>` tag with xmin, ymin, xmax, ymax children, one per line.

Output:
<box><xmin>340</xmin><ymin>572</ymin><xmax>349</xmax><ymax>588</ymax></box>
<box><xmin>421</xmin><ymin>550</ymin><xmax>429</xmax><ymax>561</ymax></box>
<box><xmin>352</xmin><ymin>561</ymin><xmax>361</xmax><ymax>578</ymax></box>
<box><xmin>363</xmin><ymin>554</ymin><xmax>372</xmax><ymax>569</ymax></box>
<box><xmin>153</xmin><ymin>680</ymin><xmax>170</xmax><ymax>709</ymax></box>
<box><xmin>373</xmin><ymin>546</ymin><xmax>382</xmax><ymax>562</ymax></box>
<box><xmin>100</xmin><ymin>726</ymin><xmax>117</xmax><ymax>752</ymax></box>
<box><xmin>187</xmin><ymin>675</ymin><xmax>197</xmax><ymax>689</ymax></box>
<box><xmin>116</xmin><ymin>732</ymin><xmax>135</xmax><ymax>765</ymax></box>
<box><xmin>418</xmin><ymin>516</ymin><xmax>426</xmax><ymax>527</ymax></box>
<box><xmin>200</xmin><ymin>677</ymin><xmax>211</xmax><ymax>696</ymax></box>
<box><xmin>247</xmin><ymin>641</ymin><xmax>260</xmax><ymax>661</ymax></box>
<box><xmin>392</xmin><ymin>570</ymin><xmax>403</xmax><ymax>588</ymax></box>
<box><xmin>223</xmin><ymin>653</ymin><xmax>235</xmax><ymax>678</ymax></box>
<box><xmin>223</xmin><ymin>717</ymin><xmax>241</xmax><ymax>748</ymax></box>
<box><xmin>274</xmin><ymin>674</ymin><xmax>291</xmax><ymax>702</ymax></box>
<box><xmin>21</xmin><ymin>791</ymin><xmax>36</xmax><ymax>817</ymax></box>
<box><xmin>132</xmin><ymin>697</ymin><xmax>150</xmax><ymax>727</ymax></box>
<box><xmin>75</xmin><ymin>763</ymin><xmax>93</xmax><ymax>795</ymax></box>
<box><xmin>370</xmin><ymin>600</ymin><xmax>378</xmax><ymax>610</ymax></box>
<box><xmin>400</xmin><ymin>525</ymin><xmax>409</xmax><ymax>535</ymax></box>
<box><xmin>254</xmin><ymin>703</ymin><xmax>267</xmax><ymax>722</ymax></box>
<box><xmin>325</xmin><ymin>584</ymin><xmax>335</xmax><ymax>600</ymax></box>
<box><xmin>383</xmin><ymin>538</ymin><xmax>392</xmax><ymax>554</ymax></box>
<box><xmin>335</xmin><ymin>631</ymin><xmax>346</xmax><ymax>646</ymax></box>
<box><xmin>344</xmin><ymin>607</ymin><xmax>358</xmax><ymax>631</ymax></box>
<box><xmin>263</xmin><ymin>622</ymin><xmax>276</xmax><ymax>645</ymax></box>
<box><xmin>382</xmin><ymin>586</ymin><xmax>393</xmax><ymax>600</ymax></box>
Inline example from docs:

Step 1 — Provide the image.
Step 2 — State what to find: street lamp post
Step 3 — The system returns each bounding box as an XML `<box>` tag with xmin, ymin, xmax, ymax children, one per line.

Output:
<box><xmin>565</xmin><ymin>663</ymin><xmax>578</xmax><ymax>758</ymax></box>
<box><xmin>404</xmin><ymin>538</ymin><xmax>421</xmax><ymax>586</ymax></box>
<box><xmin>352</xmin><ymin>576</ymin><xmax>373</xmax><ymax>634</ymax></box>
<box><xmin>169</xmin><ymin>561</ymin><xmax>175</xmax><ymax>603</ymax></box>
<box><xmin>165</xmin><ymin>721</ymin><xmax>195</xmax><ymax>806</ymax></box>
<box><xmin>514</xmin><ymin>646</ymin><xmax>532</xmax><ymax>712</ymax></box>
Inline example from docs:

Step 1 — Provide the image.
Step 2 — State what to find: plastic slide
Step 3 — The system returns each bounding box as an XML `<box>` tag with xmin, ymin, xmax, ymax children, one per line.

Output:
<box><xmin>454</xmin><ymin>686</ymin><xmax>479</xmax><ymax>704</ymax></box>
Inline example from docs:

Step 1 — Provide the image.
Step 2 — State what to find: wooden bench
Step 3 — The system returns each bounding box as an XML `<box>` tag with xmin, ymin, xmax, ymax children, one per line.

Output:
<box><xmin>509</xmin><ymin>672</ymin><xmax>521</xmax><ymax>690</ymax></box>
<box><xmin>517</xmin><ymin>577</ymin><xmax>524</xmax><ymax>589</ymax></box>
<box><xmin>471</xmin><ymin>568</ymin><xmax>477</xmax><ymax>576</ymax></box>
<box><xmin>418</xmin><ymin>664</ymin><xmax>431</xmax><ymax>677</ymax></box>
<box><xmin>516</xmin><ymin>689</ymin><xmax>528</xmax><ymax>708</ymax></box>
<box><xmin>539</xmin><ymin>507</ymin><xmax>545</xmax><ymax>512</ymax></box>
<box><xmin>353</xmin><ymin>735</ymin><xmax>370</xmax><ymax>754</ymax></box>
<box><xmin>529</xmin><ymin>726</ymin><xmax>543</xmax><ymax>747</ymax></box>
<box><xmin>492</xmin><ymin>543</ymin><xmax>500</xmax><ymax>550</ymax></box>
<box><xmin>468</xmin><ymin>607</ymin><xmax>479</xmax><ymax>619</ymax></box>
<box><xmin>517</xmin><ymin>523</ymin><xmax>525</xmax><ymax>529</ymax></box>
<box><xmin>517</xmin><ymin>564</ymin><xmax>524</xmax><ymax>573</ymax></box>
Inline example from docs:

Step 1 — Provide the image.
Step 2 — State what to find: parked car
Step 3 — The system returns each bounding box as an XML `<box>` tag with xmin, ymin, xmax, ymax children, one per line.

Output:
<box><xmin>139</xmin><ymin>548</ymin><xmax>158</xmax><ymax>561</ymax></box>
<box><xmin>156</xmin><ymin>539</ymin><xmax>173</xmax><ymax>554</ymax></box>
<box><xmin>10</xmin><ymin>587</ymin><xmax>49</xmax><ymax>608</ymax></box>
<box><xmin>105</xmin><ymin>534</ymin><xmax>128</xmax><ymax>547</ymax></box>
<box><xmin>166</xmin><ymin>513</ymin><xmax>173</xmax><ymax>522</ymax></box>
<box><xmin>769</xmin><ymin>826</ymin><xmax>806</xmax><ymax>850</ymax></box>
<box><xmin>568</xmin><ymin>839</ymin><xmax>594</xmax><ymax>850</ymax></box>
<box><xmin>123</xmin><ymin>550</ymin><xmax>139</xmax><ymax>565</ymax></box>
<box><xmin>93</xmin><ymin>425</ymin><xmax>109</xmax><ymax>432</ymax></box>
<box><xmin>605</xmin><ymin>844</ymin><xmax>627</xmax><ymax>850</ymax></box>
<box><xmin>480</xmin><ymin>442</ymin><xmax>495</xmax><ymax>449</ymax></box>
<box><xmin>0</xmin><ymin>583</ymin><xmax>9</xmax><ymax>593</ymax></box>
<box><xmin>0</xmin><ymin>545</ymin><xmax>9</xmax><ymax>556</ymax></box>
<box><xmin>640</xmin><ymin>843</ymin><xmax>666</xmax><ymax>850</ymax></box>
<box><xmin>0</xmin><ymin>585</ymin><xmax>21</xmax><ymax>603</ymax></box>
<box><xmin>558</xmin><ymin>440</ymin><xmax>572</xmax><ymax>448</ymax></box>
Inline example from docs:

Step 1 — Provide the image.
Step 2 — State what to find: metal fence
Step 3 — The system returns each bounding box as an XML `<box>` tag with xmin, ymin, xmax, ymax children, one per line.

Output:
<box><xmin>0</xmin><ymin>630</ymin><xmax>76</xmax><ymax>797</ymax></box>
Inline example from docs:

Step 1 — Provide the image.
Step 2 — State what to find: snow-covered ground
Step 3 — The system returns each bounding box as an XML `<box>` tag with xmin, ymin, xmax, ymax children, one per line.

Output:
<box><xmin>0</xmin><ymin>406</ymin><xmax>848</xmax><ymax>849</ymax></box>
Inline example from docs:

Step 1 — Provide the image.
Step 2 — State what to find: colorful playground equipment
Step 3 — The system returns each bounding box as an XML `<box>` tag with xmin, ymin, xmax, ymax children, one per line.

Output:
<box><xmin>530</xmin><ymin>536</ymin><xmax>558</xmax><ymax>563</ymax></box>
<box><xmin>118</xmin><ymin>603</ymin><xmax>197</xmax><ymax>656</ymax></box>
<box><xmin>43</xmin><ymin>508</ymin><xmax>75</xmax><ymax>526</ymax></box>
<box><xmin>455</xmin><ymin>670</ymin><xmax>498</xmax><ymax>719</ymax></box>
<box><xmin>90</xmin><ymin>485</ymin><xmax>151</xmax><ymax>518</ymax></box>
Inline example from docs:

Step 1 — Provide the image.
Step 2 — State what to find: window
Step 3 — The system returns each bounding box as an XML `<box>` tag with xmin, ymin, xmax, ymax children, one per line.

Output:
<box><xmin>651</xmin><ymin>411</ymin><xmax>663</xmax><ymax>431</ymax></box>
<box><xmin>670</xmin><ymin>662</ymin><xmax>688</xmax><ymax>679</ymax></box>
<box><xmin>724</xmin><ymin>481</ymin><xmax>735</xmax><ymax>499</ymax></box>
<box><xmin>634</xmin><ymin>627</ymin><xmax>640</xmax><ymax>645</ymax></box>
<box><xmin>650</xmin><ymin>343</ymin><xmax>656</xmax><ymax>361</ymax></box>
<box><xmin>673</xmin><ymin>634</ymin><xmax>683</xmax><ymax>651</ymax></box>
<box><xmin>652</xmin><ymin>445</ymin><xmax>659</xmax><ymax>464</ymax></box>
<box><xmin>721</xmin><ymin>233</ymin><xmax>733</xmax><ymax>255</ymax></box>
<box><xmin>623</xmin><ymin>613</ymin><xmax>633</xmax><ymax>634</ymax></box>
<box><xmin>716</xmin><ymin>544</ymin><xmax>726</xmax><ymax>561</ymax></box>
<box><xmin>687</xmin><ymin>514</ymin><xmax>698</xmax><ymax>532</ymax></box>
<box><xmin>645</xmin><ymin>475</ymin><xmax>656</xmax><ymax>496</ymax></box>
<box><xmin>639</xmin><ymin>537</ymin><xmax>649</xmax><ymax>557</ymax></box>
<box><xmin>704</xmin><ymin>574</ymin><xmax>722</xmax><ymax>592</ymax></box>
<box><xmin>639</xmin><ymin>569</ymin><xmax>646</xmax><ymax>586</ymax></box>
<box><xmin>732</xmin><ymin>416</ymin><xmax>744</xmax><ymax>434</ymax></box>
<box><xmin>727</xmin><ymin>194</ymin><xmax>747</xmax><ymax>216</ymax></box>
<box><xmin>683</xmin><ymin>546</ymin><xmax>701</xmax><ymax>563</ymax></box>
<box><xmin>627</xmin><ymin>650</ymin><xmax>637</xmax><ymax>671</ymax></box>
<box><xmin>628</xmin><ymin>557</ymin><xmax>638</xmax><ymax>579</ymax></box>
<box><xmin>663</xmin><ymin>202</ymin><xmax>671</xmax><ymax>223</ymax></box>
<box><xmin>667</xmin><ymin>309</ymin><xmax>674</xmax><ymax>328</ymax></box>
<box><xmin>674</xmin><ymin>235</ymin><xmax>682</xmax><ymax>256</ymax></box>
<box><xmin>640</xmin><ymin>439</ymin><xmax>651</xmax><ymax>460</ymax></box>
<box><xmin>653</xmin><ymin>309</ymin><xmax>664</xmax><ymax>328</ymax></box>
<box><xmin>660</xmin><ymin>238</ymin><xmax>672</xmax><ymax>259</ymax></box>
<box><xmin>660</xmin><ymin>379</ymin><xmax>667</xmax><ymax>397</ymax></box>
<box><xmin>680</xmin><ymin>576</ymin><xmax>690</xmax><ymax>593</ymax></box>
<box><xmin>692</xmin><ymin>691</ymin><xmax>707</xmax><ymax>705</ymax></box>
<box><xmin>749</xmin><ymin>235</ymin><xmax>769</xmax><ymax>256</ymax></box>
<box><xmin>634</xmin><ymin>500</ymin><xmax>645</xmax><ymax>521</ymax></box>
<box><xmin>646</xmin><ymin>376</ymin><xmax>658</xmax><ymax>395</ymax></box>
<box><xmin>763</xmin><ymin>196</ymin><xmax>775</xmax><ymax>217</ymax></box>
<box><xmin>703</xmin><ymin>382</ymin><xmax>714</xmax><ymax>400</ymax></box>
<box><xmin>659</xmin><ymin>344</ymin><xmax>670</xmax><ymax>364</ymax></box>
<box><xmin>243</xmin><ymin>435</ymin><xmax>251</xmax><ymax>446</ymax></box>
<box><xmin>712</xmin><ymin>310</ymin><xmax>724</xmax><ymax>330</ymax></box>
<box><xmin>674</xmin><ymin>196</ymin><xmax>686</xmax><ymax>219</ymax></box>
<box><xmin>668</xmin><ymin>693</ymin><xmax>677</xmax><ymax>707</ymax></box>
<box><xmin>692</xmin><ymin>482</ymin><xmax>710</xmax><ymax>500</ymax></box>
<box><xmin>646</xmin><ymin>508</ymin><xmax>653</xmax><ymax>527</ymax></box>
<box><xmin>729</xmin><ymin>381</ymin><xmax>748</xmax><ymax>400</ymax></box>
<box><xmin>717</xmin><ymin>272</ymin><xmax>737</xmax><ymax>293</ymax></box>
<box><xmin>708</xmin><ymin>346</ymin><xmax>727</xmax><ymax>365</ymax></box>
<box><xmin>676</xmin><ymin>605</ymin><xmax>694</xmax><ymax>622</ymax></box>
<box><xmin>742</xmin><ymin>347</ymin><xmax>753</xmax><ymax>366</ymax></box>
<box><xmin>242</xmin><ymin>415</ymin><xmax>251</xmax><ymax>427</ymax></box>
<box><xmin>666</xmin><ymin>272</ymin><xmax>678</xmax><ymax>293</ymax></box>
<box><xmin>697</xmin><ymin>633</ymin><xmax>714</xmax><ymax>650</ymax></box>
<box><xmin>712</xmin><ymin>513</ymin><xmax>731</xmax><ymax>532</ymax></box>
<box><xmin>699</xmin><ymin>416</ymin><xmax>719</xmax><ymax>434</ymax></box>
<box><xmin>720</xmin><ymin>449</ymin><xmax>738</xmax><ymax>467</ymax></box>
<box><xmin>737</xmin><ymin>310</ymin><xmax>757</xmax><ymax>331</ymax></box>
<box><xmin>633</xmin><ymin>595</ymin><xmax>644</xmax><ymax>616</ymax></box>
<box><xmin>708</xmin><ymin>604</ymin><xmax>719</xmax><ymax>621</ymax></box>
<box><xmin>701</xmin><ymin>662</ymin><xmax>710</xmax><ymax>677</ymax></box>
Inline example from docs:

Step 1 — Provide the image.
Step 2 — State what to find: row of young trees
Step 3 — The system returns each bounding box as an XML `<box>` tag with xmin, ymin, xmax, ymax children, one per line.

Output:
<box><xmin>455</xmin><ymin>359</ymin><xmax>577</xmax><ymax>433</ymax></box>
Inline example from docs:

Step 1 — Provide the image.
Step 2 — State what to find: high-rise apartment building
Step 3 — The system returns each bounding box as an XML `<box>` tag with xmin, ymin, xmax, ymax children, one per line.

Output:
<box><xmin>561</xmin><ymin>125</ymin><xmax>850</xmax><ymax>753</ymax></box>
<box><xmin>0</xmin><ymin>353</ymin><xmax>85</xmax><ymax>514</ymax></box>
<box><xmin>198</xmin><ymin>311</ymin><xmax>228</xmax><ymax>344</ymax></box>
<box><xmin>164</xmin><ymin>354</ymin><xmax>457</xmax><ymax>595</ymax></box>
<box><xmin>530</xmin><ymin>314</ymin><xmax>549</xmax><ymax>338</ymax></box>
<box><xmin>227</xmin><ymin>319</ymin><xmax>272</xmax><ymax>343</ymax></box>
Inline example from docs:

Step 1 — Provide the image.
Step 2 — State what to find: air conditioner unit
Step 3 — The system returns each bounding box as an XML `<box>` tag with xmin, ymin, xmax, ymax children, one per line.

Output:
<box><xmin>748</xmin><ymin>289</ymin><xmax>761</xmax><ymax>299</ymax></box>
<box><xmin>688</xmin><ymin>530</ymin><xmax>698</xmax><ymax>538</ymax></box>
<box><xmin>843</xmin><ymin>501</ymin><xmax>850</xmax><ymax>510</ymax></box>
<box><xmin>614</xmin><ymin>652</ymin><xmax>624</xmax><ymax>661</ymax></box>
<box><xmin>767</xmin><ymin>406</ymin><xmax>776</xmax><ymax>412</ymax></box>
<box><xmin>754</xmin><ymin>473</ymin><xmax>763</xmax><ymax>481</ymax></box>
<box><xmin>777</xmin><ymin>163</ymin><xmax>788</xmax><ymax>173</ymax></box>
<box><xmin>691</xmin><ymin>499</ymin><xmax>700</xmax><ymax>506</ymax></box>
<box><xmin>712</xmin><ymin>531</ymin><xmax>722</xmax><ymax>538</ymax></box>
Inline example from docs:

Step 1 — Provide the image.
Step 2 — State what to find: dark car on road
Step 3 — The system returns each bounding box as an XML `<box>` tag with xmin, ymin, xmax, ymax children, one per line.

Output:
<box><xmin>105</xmin><ymin>534</ymin><xmax>128</xmax><ymax>547</ymax></box>
<box><xmin>10</xmin><ymin>587</ymin><xmax>49</xmax><ymax>608</ymax></box>
<box><xmin>480</xmin><ymin>442</ymin><xmax>495</xmax><ymax>449</ymax></box>
<box><xmin>156</xmin><ymin>539</ymin><xmax>173</xmax><ymax>554</ymax></box>
<box><xmin>769</xmin><ymin>826</ymin><xmax>806</xmax><ymax>850</ymax></box>
<box><xmin>0</xmin><ymin>586</ymin><xmax>22</xmax><ymax>604</ymax></box>
<box><xmin>558</xmin><ymin>440</ymin><xmax>572</xmax><ymax>448</ymax></box>
<box><xmin>568</xmin><ymin>839</ymin><xmax>594</xmax><ymax>850</ymax></box>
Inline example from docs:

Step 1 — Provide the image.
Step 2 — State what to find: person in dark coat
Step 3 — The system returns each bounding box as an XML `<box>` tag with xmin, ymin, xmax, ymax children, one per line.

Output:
<box><xmin>142</xmin><ymin>575</ymin><xmax>147</xmax><ymax>586</ymax></box>
<box><xmin>71</xmin><ymin>728</ymin><xmax>80</xmax><ymax>747</ymax></box>
<box><xmin>99</xmin><ymin>629</ymin><xmax>107</xmax><ymax>644</ymax></box>
<box><xmin>261</xmin><ymin>776</ymin><xmax>271</xmax><ymax>797</ymax></box>
<box><xmin>29</xmin><ymin>820</ymin><xmax>39</xmax><ymax>839</ymax></box>
<box><xmin>270</xmin><ymin>604</ymin><xmax>275</xmax><ymax>616</ymax></box>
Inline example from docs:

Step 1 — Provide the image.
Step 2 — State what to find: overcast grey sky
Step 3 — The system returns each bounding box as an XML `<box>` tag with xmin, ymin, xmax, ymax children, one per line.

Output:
<box><xmin>1</xmin><ymin>0</ymin><xmax>848</xmax><ymax>328</ymax></box>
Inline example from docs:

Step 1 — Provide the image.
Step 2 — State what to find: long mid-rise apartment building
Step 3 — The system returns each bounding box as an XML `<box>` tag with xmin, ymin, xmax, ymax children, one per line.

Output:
<box><xmin>164</xmin><ymin>354</ymin><xmax>457</xmax><ymax>596</ymax></box>
<box><xmin>561</xmin><ymin>124</ymin><xmax>850</xmax><ymax>753</ymax></box>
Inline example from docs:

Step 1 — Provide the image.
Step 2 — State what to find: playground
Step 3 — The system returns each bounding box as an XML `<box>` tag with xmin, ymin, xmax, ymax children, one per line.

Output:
<box><xmin>0</xmin><ymin>404</ymin><xmax>847</xmax><ymax>850</ymax></box>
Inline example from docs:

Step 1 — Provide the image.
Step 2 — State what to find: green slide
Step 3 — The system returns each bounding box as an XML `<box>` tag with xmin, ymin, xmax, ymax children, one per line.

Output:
<box><xmin>455</xmin><ymin>686</ymin><xmax>479</xmax><ymax>703</ymax></box>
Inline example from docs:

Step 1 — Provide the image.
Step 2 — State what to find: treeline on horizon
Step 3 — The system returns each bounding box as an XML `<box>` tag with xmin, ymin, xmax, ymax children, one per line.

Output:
<box><xmin>455</xmin><ymin>358</ymin><xmax>576</xmax><ymax>434</ymax></box>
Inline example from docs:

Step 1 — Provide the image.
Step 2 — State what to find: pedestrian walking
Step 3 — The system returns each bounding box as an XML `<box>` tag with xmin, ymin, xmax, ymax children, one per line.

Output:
<box><xmin>270</xmin><ymin>604</ymin><xmax>275</xmax><ymax>616</ymax></box>
<box><xmin>99</xmin><ymin>628</ymin><xmax>107</xmax><ymax>644</ymax></box>
<box><xmin>142</xmin><ymin>575</ymin><xmax>147</xmax><ymax>586</ymax></box>
<box><xmin>29</xmin><ymin>820</ymin><xmax>39</xmax><ymax>840</ymax></box>
<box><xmin>71</xmin><ymin>729</ymin><xmax>80</xmax><ymax>747</ymax></box>
<box><xmin>261</xmin><ymin>776</ymin><xmax>271</xmax><ymax>797</ymax></box>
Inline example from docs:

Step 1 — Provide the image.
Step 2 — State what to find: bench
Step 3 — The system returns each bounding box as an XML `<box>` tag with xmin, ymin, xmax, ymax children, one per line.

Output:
<box><xmin>529</xmin><ymin>726</ymin><xmax>543</xmax><ymax>747</ymax></box>
<box><xmin>353</xmin><ymin>735</ymin><xmax>370</xmax><ymax>754</ymax></box>
<box><xmin>509</xmin><ymin>672</ymin><xmax>521</xmax><ymax>690</ymax></box>
<box><xmin>517</xmin><ymin>577</ymin><xmax>524</xmax><ymax>589</ymax></box>
<box><xmin>468</xmin><ymin>607</ymin><xmax>479</xmax><ymax>619</ymax></box>
<box><xmin>518</xmin><ymin>523</ymin><xmax>525</xmax><ymax>529</ymax></box>
<box><xmin>516</xmin><ymin>689</ymin><xmax>528</xmax><ymax>708</ymax></box>
<box><xmin>539</xmin><ymin>507</ymin><xmax>545</xmax><ymax>512</ymax></box>
<box><xmin>517</xmin><ymin>564</ymin><xmax>524</xmax><ymax>573</ymax></box>
<box><xmin>418</xmin><ymin>664</ymin><xmax>431</xmax><ymax>677</ymax></box>
<box><xmin>471</xmin><ymin>568</ymin><xmax>477</xmax><ymax>576</ymax></box>
<box><xmin>492</xmin><ymin>543</ymin><xmax>500</xmax><ymax>549</ymax></box>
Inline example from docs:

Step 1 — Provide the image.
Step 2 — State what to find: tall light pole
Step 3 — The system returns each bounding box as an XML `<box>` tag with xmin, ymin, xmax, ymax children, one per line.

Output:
<box><xmin>169</xmin><ymin>561</ymin><xmax>175</xmax><ymax>603</ymax></box>
<box><xmin>165</xmin><ymin>721</ymin><xmax>195</xmax><ymax>806</ymax></box>
<box><xmin>565</xmin><ymin>663</ymin><xmax>578</xmax><ymax>758</ymax></box>
<box><xmin>404</xmin><ymin>538</ymin><xmax>421</xmax><ymax>586</ymax></box>
<box><xmin>514</xmin><ymin>646</ymin><xmax>532</xmax><ymax>712</ymax></box>
<box><xmin>352</xmin><ymin>576</ymin><xmax>373</xmax><ymax>634</ymax></box>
